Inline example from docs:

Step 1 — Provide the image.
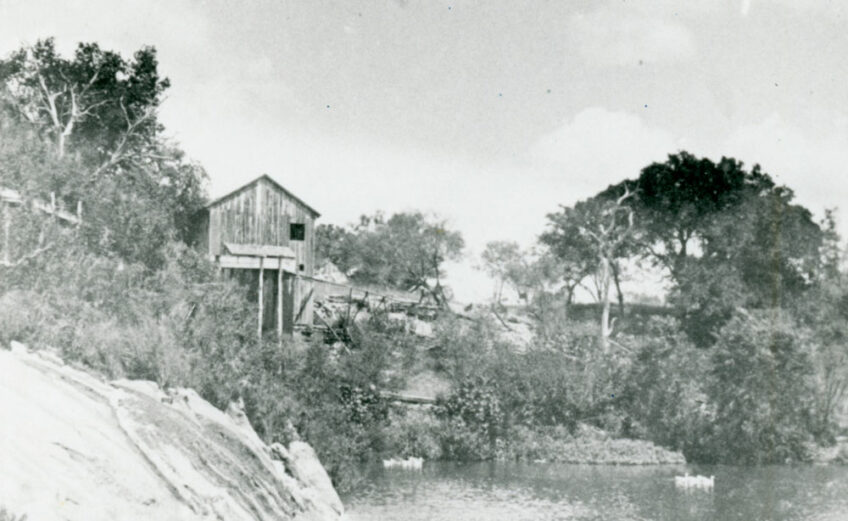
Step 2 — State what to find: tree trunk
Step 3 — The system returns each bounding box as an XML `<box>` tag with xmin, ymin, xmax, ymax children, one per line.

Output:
<box><xmin>564</xmin><ymin>284</ymin><xmax>575</xmax><ymax>321</ymax></box>
<box><xmin>599</xmin><ymin>257</ymin><xmax>612</xmax><ymax>354</ymax></box>
<box><xmin>56</xmin><ymin>132</ymin><xmax>66</xmax><ymax>159</ymax></box>
<box><xmin>612</xmin><ymin>261</ymin><xmax>625</xmax><ymax>316</ymax></box>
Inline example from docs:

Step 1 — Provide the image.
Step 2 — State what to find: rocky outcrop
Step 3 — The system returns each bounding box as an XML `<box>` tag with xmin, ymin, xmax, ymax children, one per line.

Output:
<box><xmin>0</xmin><ymin>346</ymin><xmax>343</xmax><ymax>521</ymax></box>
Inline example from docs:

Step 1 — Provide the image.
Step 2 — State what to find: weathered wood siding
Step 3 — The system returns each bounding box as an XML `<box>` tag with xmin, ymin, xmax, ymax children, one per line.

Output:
<box><xmin>257</xmin><ymin>178</ymin><xmax>315</xmax><ymax>277</ymax></box>
<box><xmin>205</xmin><ymin>177</ymin><xmax>316</xmax><ymax>326</ymax></box>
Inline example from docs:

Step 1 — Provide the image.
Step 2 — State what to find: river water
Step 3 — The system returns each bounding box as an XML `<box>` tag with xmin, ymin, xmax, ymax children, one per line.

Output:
<box><xmin>342</xmin><ymin>462</ymin><xmax>848</xmax><ymax>521</ymax></box>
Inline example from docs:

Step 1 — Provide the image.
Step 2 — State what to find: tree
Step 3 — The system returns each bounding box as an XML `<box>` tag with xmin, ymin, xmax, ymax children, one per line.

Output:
<box><xmin>791</xmin><ymin>217</ymin><xmax>848</xmax><ymax>439</ymax></box>
<box><xmin>1</xmin><ymin>39</ymin><xmax>206</xmax><ymax>269</ymax></box>
<box><xmin>708</xmin><ymin>311</ymin><xmax>817</xmax><ymax>463</ymax></box>
<box><xmin>542</xmin><ymin>185</ymin><xmax>635</xmax><ymax>353</ymax></box>
<box><xmin>605</xmin><ymin>152</ymin><xmax>825</xmax><ymax>344</ymax></box>
<box><xmin>480</xmin><ymin>241</ymin><xmax>526</xmax><ymax>304</ymax></box>
<box><xmin>1</xmin><ymin>38</ymin><xmax>167</xmax><ymax>167</ymax></box>
<box><xmin>315</xmin><ymin>223</ymin><xmax>359</xmax><ymax>274</ymax></box>
<box><xmin>606</xmin><ymin>152</ymin><xmax>773</xmax><ymax>280</ymax></box>
<box><xmin>325</xmin><ymin>212</ymin><xmax>464</xmax><ymax>308</ymax></box>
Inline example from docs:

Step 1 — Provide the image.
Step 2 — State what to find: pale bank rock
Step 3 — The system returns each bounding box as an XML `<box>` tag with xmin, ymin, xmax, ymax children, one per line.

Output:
<box><xmin>0</xmin><ymin>348</ymin><xmax>344</xmax><ymax>521</ymax></box>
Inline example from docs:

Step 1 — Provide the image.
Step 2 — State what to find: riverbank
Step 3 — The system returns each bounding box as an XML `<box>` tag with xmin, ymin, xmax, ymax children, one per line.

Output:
<box><xmin>0</xmin><ymin>346</ymin><xmax>343</xmax><ymax>521</ymax></box>
<box><xmin>385</xmin><ymin>408</ymin><xmax>686</xmax><ymax>466</ymax></box>
<box><xmin>502</xmin><ymin>424</ymin><xmax>687</xmax><ymax>465</ymax></box>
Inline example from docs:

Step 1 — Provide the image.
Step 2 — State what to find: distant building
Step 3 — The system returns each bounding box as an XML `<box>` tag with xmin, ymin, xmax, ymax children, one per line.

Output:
<box><xmin>195</xmin><ymin>174</ymin><xmax>319</xmax><ymax>336</ymax></box>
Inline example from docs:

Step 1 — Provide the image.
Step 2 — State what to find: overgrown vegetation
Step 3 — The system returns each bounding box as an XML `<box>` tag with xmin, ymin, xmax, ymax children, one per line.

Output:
<box><xmin>2</xmin><ymin>38</ymin><xmax>847</xmax><ymax>499</ymax></box>
<box><xmin>315</xmin><ymin>211</ymin><xmax>464</xmax><ymax>307</ymax></box>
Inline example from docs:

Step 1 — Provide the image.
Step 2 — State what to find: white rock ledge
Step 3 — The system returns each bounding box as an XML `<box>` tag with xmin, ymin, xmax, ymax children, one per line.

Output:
<box><xmin>0</xmin><ymin>347</ymin><xmax>344</xmax><ymax>521</ymax></box>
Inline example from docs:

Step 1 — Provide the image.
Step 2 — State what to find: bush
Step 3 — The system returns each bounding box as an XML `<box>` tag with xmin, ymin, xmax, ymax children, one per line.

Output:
<box><xmin>707</xmin><ymin>310</ymin><xmax>817</xmax><ymax>463</ymax></box>
<box><xmin>436</xmin><ymin>417</ymin><xmax>499</xmax><ymax>461</ymax></box>
<box><xmin>620</xmin><ymin>316</ymin><xmax>712</xmax><ymax>459</ymax></box>
<box><xmin>0</xmin><ymin>290</ymin><xmax>50</xmax><ymax>346</ymax></box>
<box><xmin>431</xmin><ymin>313</ymin><xmax>502</xmax><ymax>382</ymax></box>
<box><xmin>435</xmin><ymin>376</ymin><xmax>506</xmax><ymax>457</ymax></box>
<box><xmin>384</xmin><ymin>408</ymin><xmax>442</xmax><ymax>459</ymax></box>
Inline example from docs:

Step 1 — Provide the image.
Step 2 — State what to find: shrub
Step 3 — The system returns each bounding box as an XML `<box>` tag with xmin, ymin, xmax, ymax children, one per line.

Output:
<box><xmin>707</xmin><ymin>310</ymin><xmax>817</xmax><ymax>463</ymax></box>
<box><xmin>436</xmin><ymin>417</ymin><xmax>498</xmax><ymax>461</ymax></box>
<box><xmin>435</xmin><ymin>375</ymin><xmax>506</xmax><ymax>455</ymax></box>
<box><xmin>0</xmin><ymin>290</ymin><xmax>50</xmax><ymax>346</ymax></box>
<box><xmin>384</xmin><ymin>408</ymin><xmax>442</xmax><ymax>459</ymax></box>
<box><xmin>431</xmin><ymin>313</ymin><xmax>502</xmax><ymax>382</ymax></box>
<box><xmin>620</xmin><ymin>316</ymin><xmax>712</xmax><ymax>459</ymax></box>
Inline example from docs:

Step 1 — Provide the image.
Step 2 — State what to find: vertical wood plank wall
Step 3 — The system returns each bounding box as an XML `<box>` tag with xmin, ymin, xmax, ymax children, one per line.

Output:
<box><xmin>206</xmin><ymin>177</ymin><xmax>316</xmax><ymax>327</ymax></box>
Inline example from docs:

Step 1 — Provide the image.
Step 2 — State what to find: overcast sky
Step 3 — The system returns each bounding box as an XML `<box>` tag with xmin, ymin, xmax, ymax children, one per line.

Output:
<box><xmin>2</xmin><ymin>0</ymin><xmax>847</xmax><ymax>301</ymax></box>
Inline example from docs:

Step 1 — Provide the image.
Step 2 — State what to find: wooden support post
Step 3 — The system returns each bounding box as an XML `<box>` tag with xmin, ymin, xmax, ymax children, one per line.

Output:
<box><xmin>258</xmin><ymin>256</ymin><xmax>264</xmax><ymax>341</ymax></box>
<box><xmin>277</xmin><ymin>266</ymin><xmax>284</xmax><ymax>345</ymax></box>
<box><xmin>76</xmin><ymin>200</ymin><xmax>82</xmax><ymax>224</ymax></box>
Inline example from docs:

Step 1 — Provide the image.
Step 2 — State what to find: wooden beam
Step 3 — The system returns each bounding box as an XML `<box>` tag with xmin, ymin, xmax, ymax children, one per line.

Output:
<box><xmin>294</xmin><ymin>286</ymin><xmax>314</xmax><ymax>324</ymax></box>
<box><xmin>380</xmin><ymin>392</ymin><xmax>436</xmax><ymax>405</ymax></box>
<box><xmin>277</xmin><ymin>267</ymin><xmax>283</xmax><ymax>344</ymax></box>
<box><xmin>217</xmin><ymin>255</ymin><xmax>295</xmax><ymax>271</ymax></box>
<box><xmin>258</xmin><ymin>256</ymin><xmax>264</xmax><ymax>340</ymax></box>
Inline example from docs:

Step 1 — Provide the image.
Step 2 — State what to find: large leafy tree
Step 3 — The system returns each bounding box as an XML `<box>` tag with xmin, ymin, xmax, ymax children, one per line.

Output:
<box><xmin>0</xmin><ymin>39</ymin><xmax>206</xmax><ymax>269</ymax></box>
<box><xmin>610</xmin><ymin>153</ymin><xmax>775</xmax><ymax>280</ymax></box>
<box><xmin>316</xmin><ymin>212</ymin><xmax>464</xmax><ymax>308</ymax></box>
<box><xmin>0</xmin><ymin>38</ymin><xmax>167</xmax><ymax>165</ymax></box>
<box><xmin>605</xmin><ymin>152</ymin><xmax>825</xmax><ymax>344</ymax></box>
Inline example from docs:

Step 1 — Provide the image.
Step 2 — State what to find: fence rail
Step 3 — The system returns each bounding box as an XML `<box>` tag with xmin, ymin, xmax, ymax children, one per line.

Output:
<box><xmin>1</xmin><ymin>186</ymin><xmax>81</xmax><ymax>225</ymax></box>
<box><xmin>301</xmin><ymin>275</ymin><xmax>423</xmax><ymax>306</ymax></box>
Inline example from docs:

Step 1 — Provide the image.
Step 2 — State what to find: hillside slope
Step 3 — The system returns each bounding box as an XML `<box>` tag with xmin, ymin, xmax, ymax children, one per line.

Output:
<box><xmin>0</xmin><ymin>346</ymin><xmax>343</xmax><ymax>521</ymax></box>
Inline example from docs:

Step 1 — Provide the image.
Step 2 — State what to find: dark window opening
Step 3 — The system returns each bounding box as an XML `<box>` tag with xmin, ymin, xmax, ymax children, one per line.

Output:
<box><xmin>290</xmin><ymin>223</ymin><xmax>305</xmax><ymax>241</ymax></box>
<box><xmin>299</xmin><ymin>263</ymin><xmax>305</xmax><ymax>272</ymax></box>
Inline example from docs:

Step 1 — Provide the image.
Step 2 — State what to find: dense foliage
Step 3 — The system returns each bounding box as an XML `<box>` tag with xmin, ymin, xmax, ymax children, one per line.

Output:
<box><xmin>0</xmin><ymin>40</ymin><xmax>396</xmax><ymax>492</ymax></box>
<box><xmin>707</xmin><ymin>311</ymin><xmax>818</xmax><ymax>463</ymax></box>
<box><xmin>2</xmin><ymin>39</ymin><xmax>847</xmax><ymax>497</ymax></box>
<box><xmin>316</xmin><ymin>211</ymin><xmax>464</xmax><ymax>307</ymax></box>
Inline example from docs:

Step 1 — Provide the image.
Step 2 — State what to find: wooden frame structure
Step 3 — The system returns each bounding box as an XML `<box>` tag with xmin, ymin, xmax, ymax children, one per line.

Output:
<box><xmin>195</xmin><ymin>175</ymin><xmax>320</xmax><ymax>339</ymax></box>
<box><xmin>1</xmin><ymin>186</ymin><xmax>81</xmax><ymax>267</ymax></box>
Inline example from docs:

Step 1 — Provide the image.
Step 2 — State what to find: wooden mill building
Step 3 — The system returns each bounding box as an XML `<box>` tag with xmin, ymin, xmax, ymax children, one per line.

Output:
<box><xmin>195</xmin><ymin>175</ymin><xmax>319</xmax><ymax>336</ymax></box>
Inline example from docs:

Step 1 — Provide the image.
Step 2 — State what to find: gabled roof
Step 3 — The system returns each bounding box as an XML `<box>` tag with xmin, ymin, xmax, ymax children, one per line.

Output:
<box><xmin>206</xmin><ymin>174</ymin><xmax>320</xmax><ymax>217</ymax></box>
<box><xmin>224</xmin><ymin>243</ymin><xmax>295</xmax><ymax>258</ymax></box>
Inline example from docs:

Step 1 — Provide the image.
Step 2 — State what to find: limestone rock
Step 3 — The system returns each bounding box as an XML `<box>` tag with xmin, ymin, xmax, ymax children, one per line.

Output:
<box><xmin>0</xmin><ymin>348</ymin><xmax>343</xmax><ymax>521</ymax></box>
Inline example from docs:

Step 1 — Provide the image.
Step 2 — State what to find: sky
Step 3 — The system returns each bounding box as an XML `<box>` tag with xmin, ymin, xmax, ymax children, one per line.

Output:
<box><xmin>2</xmin><ymin>0</ymin><xmax>847</xmax><ymax>302</ymax></box>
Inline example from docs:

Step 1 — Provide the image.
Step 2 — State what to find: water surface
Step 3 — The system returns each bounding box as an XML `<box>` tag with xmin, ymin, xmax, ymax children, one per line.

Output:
<box><xmin>343</xmin><ymin>462</ymin><xmax>848</xmax><ymax>521</ymax></box>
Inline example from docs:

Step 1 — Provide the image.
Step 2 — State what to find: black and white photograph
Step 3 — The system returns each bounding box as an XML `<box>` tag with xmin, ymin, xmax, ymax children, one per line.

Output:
<box><xmin>1</xmin><ymin>1</ymin><xmax>847</xmax><ymax>520</ymax></box>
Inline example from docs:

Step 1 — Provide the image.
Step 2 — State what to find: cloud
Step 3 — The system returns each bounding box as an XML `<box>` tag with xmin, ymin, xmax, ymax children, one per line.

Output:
<box><xmin>530</xmin><ymin>108</ymin><xmax>680</xmax><ymax>200</ymax></box>
<box><xmin>0</xmin><ymin>1</ymin><xmax>209</xmax><ymax>58</ymax></box>
<box><xmin>569</xmin><ymin>10</ymin><xmax>696</xmax><ymax>67</ymax></box>
<box><xmin>724</xmin><ymin>113</ymin><xmax>848</xmax><ymax>231</ymax></box>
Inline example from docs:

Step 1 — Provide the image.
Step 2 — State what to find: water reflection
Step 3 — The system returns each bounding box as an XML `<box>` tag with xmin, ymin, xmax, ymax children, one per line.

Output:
<box><xmin>343</xmin><ymin>462</ymin><xmax>848</xmax><ymax>521</ymax></box>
